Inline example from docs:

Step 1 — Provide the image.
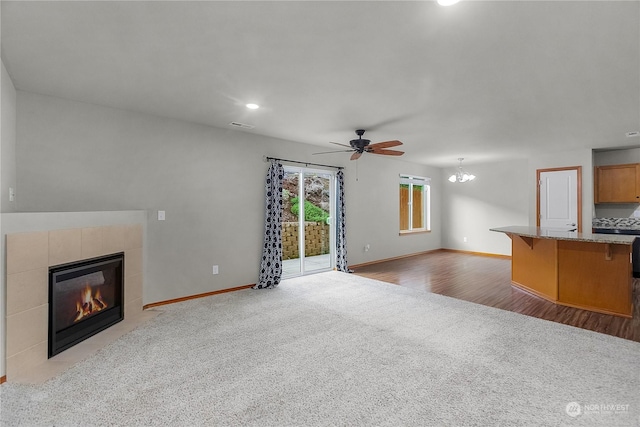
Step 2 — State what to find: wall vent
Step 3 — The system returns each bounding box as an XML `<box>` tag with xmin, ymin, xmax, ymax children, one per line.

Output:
<box><xmin>229</xmin><ymin>122</ymin><xmax>255</xmax><ymax>130</ymax></box>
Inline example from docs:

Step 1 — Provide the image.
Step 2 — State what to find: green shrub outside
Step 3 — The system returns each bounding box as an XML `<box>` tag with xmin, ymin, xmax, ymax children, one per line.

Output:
<box><xmin>290</xmin><ymin>197</ymin><xmax>329</xmax><ymax>223</ymax></box>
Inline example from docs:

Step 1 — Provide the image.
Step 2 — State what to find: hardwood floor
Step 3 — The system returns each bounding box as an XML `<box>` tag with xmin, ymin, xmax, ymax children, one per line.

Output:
<box><xmin>351</xmin><ymin>250</ymin><xmax>640</xmax><ymax>342</ymax></box>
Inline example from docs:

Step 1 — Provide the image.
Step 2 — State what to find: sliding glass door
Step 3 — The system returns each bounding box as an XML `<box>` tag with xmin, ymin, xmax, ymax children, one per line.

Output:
<box><xmin>282</xmin><ymin>166</ymin><xmax>335</xmax><ymax>278</ymax></box>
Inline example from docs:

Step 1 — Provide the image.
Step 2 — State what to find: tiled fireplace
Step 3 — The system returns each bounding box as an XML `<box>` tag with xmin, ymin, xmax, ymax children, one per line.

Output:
<box><xmin>5</xmin><ymin>224</ymin><xmax>143</xmax><ymax>380</ymax></box>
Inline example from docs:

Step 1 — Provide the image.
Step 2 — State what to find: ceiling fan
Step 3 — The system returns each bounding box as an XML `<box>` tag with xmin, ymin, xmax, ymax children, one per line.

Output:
<box><xmin>314</xmin><ymin>129</ymin><xmax>404</xmax><ymax>161</ymax></box>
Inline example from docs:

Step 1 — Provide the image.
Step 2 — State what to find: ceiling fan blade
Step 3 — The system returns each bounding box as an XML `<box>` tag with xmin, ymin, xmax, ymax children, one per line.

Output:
<box><xmin>368</xmin><ymin>148</ymin><xmax>404</xmax><ymax>156</ymax></box>
<box><xmin>329</xmin><ymin>141</ymin><xmax>352</xmax><ymax>148</ymax></box>
<box><xmin>350</xmin><ymin>151</ymin><xmax>363</xmax><ymax>161</ymax></box>
<box><xmin>368</xmin><ymin>140</ymin><xmax>403</xmax><ymax>149</ymax></box>
<box><xmin>313</xmin><ymin>149</ymin><xmax>354</xmax><ymax>155</ymax></box>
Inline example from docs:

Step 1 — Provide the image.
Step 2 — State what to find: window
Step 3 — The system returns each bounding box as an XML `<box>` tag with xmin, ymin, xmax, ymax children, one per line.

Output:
<box><xmin>399</xmin><ymin>175</ymin><xmax>430</xmax><ymax>233</ymax></box>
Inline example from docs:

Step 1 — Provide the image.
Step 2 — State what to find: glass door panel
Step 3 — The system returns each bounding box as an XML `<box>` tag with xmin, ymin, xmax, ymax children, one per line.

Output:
<box><xmin>302</xmin><ymin>171</ymin><xmax>332</xmax><ymax>274</ymax></box>
<box><xmin>282</xmin><ymin>169</ymin><xmax>302</xmax><ymax>277</ymax></box>
<box><xmin>281</xmin><ymin>167</ymin><xmax>334</xmax><ymax>278</ymax></box>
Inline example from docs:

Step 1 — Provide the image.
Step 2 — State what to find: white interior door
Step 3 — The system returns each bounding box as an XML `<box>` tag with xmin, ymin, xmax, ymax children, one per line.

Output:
<box><xmin>539</xmin><ymin>169</ymin><xmax>579</xmax><ymax>231</ymax></box>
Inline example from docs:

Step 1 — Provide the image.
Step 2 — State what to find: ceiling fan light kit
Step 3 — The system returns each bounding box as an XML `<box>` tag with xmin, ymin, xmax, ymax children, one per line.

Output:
<box><xmin>313</xmin><ymin>129</ymin><xmax>404</xmax><ymax>161</ymax></box>
<box><xmin>449</xmin><ymin>158</ymin><xmax>476</xmax><ymax>183</ymax></box>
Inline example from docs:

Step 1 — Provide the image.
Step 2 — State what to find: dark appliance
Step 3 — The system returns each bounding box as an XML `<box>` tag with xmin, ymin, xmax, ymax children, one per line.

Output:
<box><xmin>592</xmin><ymin>228</ymin><xmax>640</xmax><ymax>278</ymax></box>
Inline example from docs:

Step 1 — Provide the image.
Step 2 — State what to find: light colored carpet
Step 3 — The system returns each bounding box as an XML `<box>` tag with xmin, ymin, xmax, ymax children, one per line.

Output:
<box><xmin>1</xmin><ymin>271</ymin><xmax>638</xmax><ymax>426</ymax></box>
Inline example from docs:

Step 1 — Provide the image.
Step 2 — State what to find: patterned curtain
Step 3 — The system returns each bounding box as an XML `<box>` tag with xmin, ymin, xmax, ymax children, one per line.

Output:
<box><xmin>255</xmin><ymin>161</ymin><xmax>284</xmax><ymax>289</ymax></box>
<box><xmin>335</xmin><ymin>170</ymin><xmax>349</xmax><ymax>272</ymax></box>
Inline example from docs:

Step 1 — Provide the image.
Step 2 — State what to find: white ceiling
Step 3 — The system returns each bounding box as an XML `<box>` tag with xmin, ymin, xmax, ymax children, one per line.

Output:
<box><xmin>2</xmin><ymin>1</ymin><xmax>639</xmax><ymax>167</ymax></box>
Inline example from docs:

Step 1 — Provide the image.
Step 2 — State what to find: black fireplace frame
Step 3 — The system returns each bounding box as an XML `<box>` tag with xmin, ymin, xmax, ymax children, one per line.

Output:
<box><xmin>48</xmin><ymin>252</ymin><xmax>124</xmax><ymax>358</ymax></box>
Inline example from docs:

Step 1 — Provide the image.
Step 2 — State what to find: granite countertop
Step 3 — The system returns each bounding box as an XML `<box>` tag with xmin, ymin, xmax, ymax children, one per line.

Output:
<box><xmin>491</xmin><ymin>226</ymin><xmax>636</xmax><ymax>245</ymax></box>
<box><xmin>592</xmin><ymin>218</ymin><xmax>640</xmax><ymax>231</ymax></box>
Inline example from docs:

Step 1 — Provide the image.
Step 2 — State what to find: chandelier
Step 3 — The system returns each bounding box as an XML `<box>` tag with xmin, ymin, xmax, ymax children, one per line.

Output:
<box><xmin>448</xmin><ymin>158</ymin><xmax>476</xmax><ymax>183</ymax></box>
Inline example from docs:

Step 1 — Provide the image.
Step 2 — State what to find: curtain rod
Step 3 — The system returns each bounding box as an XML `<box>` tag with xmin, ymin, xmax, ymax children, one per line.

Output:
<box><xmin>264</xmin><ymin>156</ymin><xmax>343</xmax><ymax>170</ymax></box>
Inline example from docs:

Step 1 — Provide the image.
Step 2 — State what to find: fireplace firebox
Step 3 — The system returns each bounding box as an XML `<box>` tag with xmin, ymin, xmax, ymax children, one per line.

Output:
<box><xmin>48</xmin><ymin>252</ymin><xmax>124</xmax><ymax>358</ymax></box>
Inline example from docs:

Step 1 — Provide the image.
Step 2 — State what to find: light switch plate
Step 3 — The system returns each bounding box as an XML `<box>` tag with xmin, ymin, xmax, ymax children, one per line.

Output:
<box><xmin>158</xmin><ymin>210</ymin><xmax>165</xmax><ymax>221</ymax></box>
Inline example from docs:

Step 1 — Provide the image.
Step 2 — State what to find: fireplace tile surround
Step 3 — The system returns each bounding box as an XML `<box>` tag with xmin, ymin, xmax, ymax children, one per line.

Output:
<box><xmin>5</xmin><ymin>224</ymin><xmax>144</xmax><ymax>382</ymax></box>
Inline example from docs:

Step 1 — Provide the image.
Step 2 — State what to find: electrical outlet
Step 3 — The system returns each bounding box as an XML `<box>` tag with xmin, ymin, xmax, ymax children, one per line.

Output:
<box><xmin>212</xmin><ymin>265</ymin><xmax>219</xmax><ymax>275</ymax></box>
<box><xmin>158</xmin><ymin>210</ymin><xmax>165</xmax><ymax>221</ymax></box>
<box><xmin>9</xmin><ymin>187</ymin><xmax>15</xmax><ymax>202</ymax></box>
<box><xmin>364</xmin><ymin>244</ymin><xmax>370</xmax><ymax>252</ymax></box>
<box><xmin>463</xmin><ymin>237</ymin><xmax>468</xmax><ymax>243</ymax></box>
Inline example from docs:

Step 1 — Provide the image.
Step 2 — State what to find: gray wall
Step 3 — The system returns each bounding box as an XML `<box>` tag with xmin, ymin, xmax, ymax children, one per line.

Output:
<box><xmin>345</xmin><ymin>155</ymin><xmax>442</xmax><ymax>264</ymax></box>
<box><xmin>441</xmin><ymin>159</ymin><xmax>529</xmax><ymax>256</ymax></box>
<box><xmin>442</xmin><ymin>150</ymin><xmax>600</xmax><ymax>254</ymax></box>
<box><xmin>15</xmin><ymin>91</ymin><xmax>442</xmax><ymax>305</ymax></box>
<box><xmin>1</xmin><ymin>62</ymin><xmax>17</xmax><ymax>214</ymax></box>
<box><xmin>594</xmin><ymin>148</ymin><xmax>640</xmax><ymax>166</ymax></box>
<box><xmin>1</xmin><ymin>59</ymin><xmax>18</xmax><ymax>379</ymax></box>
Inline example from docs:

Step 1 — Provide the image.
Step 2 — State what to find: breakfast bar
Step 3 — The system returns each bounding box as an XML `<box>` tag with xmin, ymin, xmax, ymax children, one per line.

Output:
<box><xmin>491</xmin><ymin>226</ymin><xmax>636</xmax><ymax>318</ymax></box>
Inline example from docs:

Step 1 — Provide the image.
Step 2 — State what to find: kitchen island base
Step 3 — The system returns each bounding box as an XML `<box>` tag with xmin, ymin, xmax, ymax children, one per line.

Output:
<box><xmin>558</xmin><ymin>240</ymin><xmax>632</xmax><ymax>317</ymax></box>
<box><xmin>494</xmin><ymin>226</ymin><xmax>633</xmax><ymax>318</ymax></box>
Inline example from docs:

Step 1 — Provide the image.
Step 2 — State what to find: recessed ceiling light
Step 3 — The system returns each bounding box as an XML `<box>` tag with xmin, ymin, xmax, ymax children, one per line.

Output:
<box><xmin>437</xmin><ymin>0</ymin><xmax>460</xmax><ymax>5</ymax></box>
<box><xmin>246</xmin><ymin>103</ymin><xmax>260</xmax><ymax>110</ymax></box>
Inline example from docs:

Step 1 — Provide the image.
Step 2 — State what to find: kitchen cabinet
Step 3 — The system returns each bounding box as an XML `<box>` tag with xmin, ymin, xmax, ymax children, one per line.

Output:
<box><xmin>594</xmin><ymin>163</ymin><xmax>640</xmax><ymax>203</ymax></box>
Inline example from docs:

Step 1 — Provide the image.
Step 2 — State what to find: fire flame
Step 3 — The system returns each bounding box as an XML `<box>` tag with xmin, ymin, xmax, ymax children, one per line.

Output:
<box><xmin>73</xmin><ymin>285</ymin><xmax>107</xmax><ymax>322</ymax></box>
